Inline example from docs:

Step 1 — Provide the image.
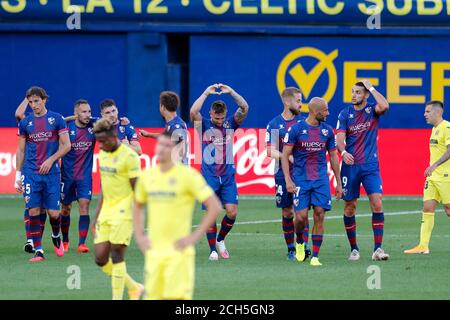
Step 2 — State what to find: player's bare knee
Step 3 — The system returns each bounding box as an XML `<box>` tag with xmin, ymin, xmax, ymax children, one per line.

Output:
<box><xmin>344</xmin><ymin>201</ymin><xmax>356</xmax><ymax>216</ymax></box>
<box><xmin>95</xmin><ymin>257</ymin><xmax>108</xmax><ymax>267</ymax></box>
<box><xmin>226</xmin><ymin>207</ymin><xmax>238</xmax><ymax>219</ymax></box>
<box><xmin>61</xmin><ymin>205</ymin><xmax>71</xmax><ymax>216</ymax></box>
<box><xmin>282</xmin><ymin>207</ymin><xmax>293</xmax><ymax>219</ymax></box>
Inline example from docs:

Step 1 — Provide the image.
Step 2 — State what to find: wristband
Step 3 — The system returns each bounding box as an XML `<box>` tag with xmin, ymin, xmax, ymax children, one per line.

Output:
<box><xmin>341</xmin><ymin>150</ymin><xmax>347</xmax><ymax>157</ymax></box>
<box><xmin>15</xmin><ymin>171</ymin><xmax>22</xmax><ymax>182</ymax></box>
<box><xmin>369</xmin><ymin>87</ymin><xmax>376</xmax><ymax>93</ymax></box>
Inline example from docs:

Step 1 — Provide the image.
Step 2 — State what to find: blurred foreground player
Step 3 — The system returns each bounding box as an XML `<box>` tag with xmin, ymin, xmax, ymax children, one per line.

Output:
<box><xmin>134</xmin><ymin>131</ymin><xmax>221</xmax><ymax>300</ymax></box>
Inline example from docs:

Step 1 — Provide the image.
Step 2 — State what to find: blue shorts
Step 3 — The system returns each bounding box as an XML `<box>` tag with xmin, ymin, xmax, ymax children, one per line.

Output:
<box><xmin>22</xmin><ymin>173</ymin><xmax>61</xmax><ymax>210</ymax></box>
<box><xmin>202</xmin><ymin>174</ymin><xmax>238</xmax><ymax>209</ymax></box>
<box><xmin>292</xmin><ymin>178</ymin><xmax>331</xmax><ymax>212</ymax></box>
<box><xmin>341</xmin><ymin>162</ymin><xmax>383</xmax><ymax>201</ymax></box>
<box><xmin>275</xmin><ymin>177</ymin><xmax>293</xmax><ymax>208</ymax></box>
<box><xmin>61</xmin><ymin>177</ymin><xmax>93</xmax><ymax>205</ymax></box>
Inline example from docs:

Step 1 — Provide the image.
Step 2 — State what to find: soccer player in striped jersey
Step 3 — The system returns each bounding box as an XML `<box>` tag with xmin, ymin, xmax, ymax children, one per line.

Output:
<box><xmin>405</xmin><ymin>101</ymin><xmax>450</xmax><ymax>254</ymax></box>
<box><xmin>15</xmin><ymin>86</ymin><xmax>71</xmax><ymax>262</ymax></box>
<box><xmin>190</xmin><ymin>83</ymin><xmax>249</xmax><ymax>261</ymax></box>
<box><xmin>100</xmin><ymin>99</ymin><xmax>142</xmax><ymax>155</ymax></box>
<box><xmin>139</xmin><ymin>91</ymin><xmax>189</xmax><ymax>164</ymax></box>
<box><xmin>265</xmin><ymin>87</ymin><xmax>311</xmax><ymax>261</ymax></box>
<box><xmin>60</xmin><ymin>99</ymin><xmax>96</xmax><ymax>253</ymax></box>
<box><xmin>282</xmin><ymin>97</ymin><xmax>342</xmax><ymax>266</ymax></box>
<box><xmin>15</xmin><ymin>97</ymin><xmax>47</xmax><ymax>253</ymax></box>
<box><xmin>336</xmin><ymin>80</ymin><xmax>390</xmax><ymax>261</ymax></box>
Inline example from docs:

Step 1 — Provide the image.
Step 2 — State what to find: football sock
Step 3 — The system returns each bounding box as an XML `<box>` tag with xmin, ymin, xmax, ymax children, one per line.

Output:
<box><xmin>50</xmin><ymin>214</ymin><xmax>61</xmax><ymax>237</ymax></box>
<box><xmin>372</xmin><ymin>212</ymin><xmax>384</xmax><ymax>251</ymax></box>
<box><xmin>419</xmin><ymin>212</ymin><xmax>435</xmax><ymax>248</ymax></box>
<box><xmin>78</xmin><ymin>215</ymin><xmax>90</xmax><ymax>245</ymax></box>
<box><xmin>282</xmin><ymin>216</ymin><xmax>295</xmax><ymax>252</ymax></box>
<box><xmin>30</xmin><ymin>215</ymin><xmax>42</xmax><ymax>251</ymax></box>
<box><xmin>61</xmin><ymin>214</ymin><xmax>70</xmax><ymax>243</ymax></box>
<box><xmin>344</xmin><ymin>215</ymin><xmax>359</xmax><ymax>251</ymax></box>
<box><xmin>24</xmin><ymin>209</ymin><xmax>31</xmax><ymax>242</ymax></box>
<box><xmin>312</xmin><ymin>234</ymin><xmax>323</xmax><ymax>258</ymax></box>
<box><xmin>217</xmin><ymin>215</ymin><xmax>235</xmax><ymax>242</ymax></box>
<box><xmin>303</xmin><ymin>221</ymin><xmax>310</xmax><ymax>249</ymax></box>
<box><xmin>101</xmin><ymin>258</ymin><xmax>139</xmax><ymax>291</ymax></box>
<box><xmin>112</xmin><ymin>261</ymin><xmax>126</xmax><ymax>300</ymax></box>
<box><xmin>206</xmin><ymin>223</ymin><xmax>217</xmax><ymax>252</ymax></box>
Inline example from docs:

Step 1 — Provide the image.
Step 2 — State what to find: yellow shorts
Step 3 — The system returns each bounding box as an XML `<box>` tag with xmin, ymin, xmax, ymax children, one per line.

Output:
<box><xmin>144</xmin><ymin>250</ymin><xmax>195</xmax><ymax>300</ymax></box>
<box><xmin>94</xmin><ymin>219</ymin><xmax>133</xmax><ymax>246</ymax></box>
<box><xmin>423</xmin><ymin>180</ymin><xmax>450</xmax><ymax>204</ymax></box>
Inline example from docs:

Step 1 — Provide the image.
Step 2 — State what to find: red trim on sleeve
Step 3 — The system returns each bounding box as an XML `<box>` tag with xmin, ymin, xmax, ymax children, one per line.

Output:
<box><xmin>336</xmin><ymin>129</ymin><xmax>346</xmax><ymax>133</ymax></box>
<box><xmin>58</xmin><ymin>127</ymin><xmax>69</xmax><ymax>135</ymax></box>
<box><xmin>285</xmin><ymin>143</ymin><xmax>295</xmax><ymax>146</ymax></box>
<box><xmin>328</xmin><ymin>147</ymin><xmax>337</xmax><ymax>153</ymax></box>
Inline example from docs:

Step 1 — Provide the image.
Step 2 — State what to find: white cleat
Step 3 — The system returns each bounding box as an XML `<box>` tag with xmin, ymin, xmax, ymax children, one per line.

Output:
<box><xmin>208</xmin><ymin>251</ymin><xmax>218</xmax><ymax>261</ymax></box>
<box><xmin>372</xmin><ymin>248</ymin><xmax>390</xmax><ymax>261</ymax></box>
<box><xmin>348</xmin><ymin>249</ymin><xmax>360</xmax><ymax>261</ymax></box>
<box><xmin>216</xmin><ymin>240</ymin><xmax>230</xmax><ymax>259</ymax></box>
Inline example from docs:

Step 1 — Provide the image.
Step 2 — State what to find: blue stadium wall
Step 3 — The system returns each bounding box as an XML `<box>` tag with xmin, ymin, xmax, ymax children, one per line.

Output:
<box><xmin>1</xmin><ymin>0</ymin><xmax>450</xmax><ymax>128</ymax></box>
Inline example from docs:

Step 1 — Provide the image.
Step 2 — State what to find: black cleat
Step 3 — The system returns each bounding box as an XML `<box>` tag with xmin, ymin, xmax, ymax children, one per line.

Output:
<box><xmin>303</xmin><ymin>248</ymin><xmax>312</xmax><ymax>261</ymax></box>
<box><xmin>24</xmin><ymin>241</ymin><xmax>35</xmax><ymax>254</ymax></box>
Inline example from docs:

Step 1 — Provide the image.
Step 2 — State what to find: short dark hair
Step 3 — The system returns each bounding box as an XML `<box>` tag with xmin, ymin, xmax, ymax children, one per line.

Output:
<box><xmin>281</xmin><ymin>87</ymin><xmax>303</xmax><ymax>99</ymax></box>
<box><xmin>354</xmin><ymin>82</ymin><xmax>369</xmax><ymax>92</ymax></box>
<box><xmin>426</xmin><ymin>100</ymin><xmax>444</xmax><ymax>110</ymax></box>
<box><xmin>26</xmin><ymin>86</ymin><xmax>49</xmax><ymax>100</ymax></box>
<box><xmin>211</xmin><ymin>100</ymin><xmax>227</xmax><ymax>114</ymax></box>
<box><xmin>100</xmin><ymin>99</ymin><xmax>116</xmax><ymax>111</ymax></box>
<box><xmin>93</xmin><ymin>118</ymin><xmax>116</xmax><ymax>137</ymax></box>
<box><xmin>74</xmin><ymin>99</ymin><xmax>89</xmax><ymax>109</ymax></box>
<box><xmin>160</xmin><ymin>91</ymin><xmax>180</xmax><ymax>112</ymax></box>
<box><xmin>159</xmin><ymin>130</ymin><xmax>182</xmax><ymax>145</ymax></box>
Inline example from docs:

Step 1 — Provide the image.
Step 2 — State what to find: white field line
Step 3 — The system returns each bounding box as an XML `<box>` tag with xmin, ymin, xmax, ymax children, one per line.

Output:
<box><xmin>194</xmin><ymin>209</ymin><xmax>444</xmax><ymax>228</ymax></box>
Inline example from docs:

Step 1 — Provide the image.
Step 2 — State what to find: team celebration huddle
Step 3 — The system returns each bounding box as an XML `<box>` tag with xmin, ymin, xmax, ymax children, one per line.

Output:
<box><xmin>13</xmin><ymin>79</ymin><xmax>450</xmax><ymax>299</ymax></box>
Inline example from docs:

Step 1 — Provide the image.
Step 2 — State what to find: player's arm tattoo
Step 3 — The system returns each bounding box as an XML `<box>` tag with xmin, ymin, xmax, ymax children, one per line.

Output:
<box><xmin>232</xmin><ymin>91</ymin><xmax>249</xmax><ymax>125</ymax></box>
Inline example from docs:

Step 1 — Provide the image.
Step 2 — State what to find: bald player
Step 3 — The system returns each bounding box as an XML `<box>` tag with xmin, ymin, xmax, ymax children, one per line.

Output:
<box><xmin>281</xmin><ymin>97</ymin><xmax>342</xmax><ymax>267</ymax></box>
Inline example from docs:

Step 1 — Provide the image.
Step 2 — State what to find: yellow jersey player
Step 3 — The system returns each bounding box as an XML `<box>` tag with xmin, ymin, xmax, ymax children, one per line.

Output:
<box><xmin>405</xmin><ymin>101</ymin><xmax>450</xmax><ymax>254</ymax></box>
<box><xmin>133</xmin><ymin>131</ymin><xmax>222</xmax><ymax>300</ymax></box>
<box><xmin>91</xmin><ymin>118</ymin><xmax>144</xmax><ymax>300</ymax></box>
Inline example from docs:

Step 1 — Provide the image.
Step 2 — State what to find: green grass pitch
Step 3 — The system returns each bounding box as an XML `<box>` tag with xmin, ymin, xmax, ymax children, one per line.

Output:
<box><xmin>1</xmin><ymin>195</ymin><xmax>449</xmax><ymax>300</ymax></box>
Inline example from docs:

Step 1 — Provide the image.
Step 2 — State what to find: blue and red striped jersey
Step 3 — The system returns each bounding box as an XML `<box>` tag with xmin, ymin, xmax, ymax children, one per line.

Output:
<box><xmin>200</xmin><ymin>116</ymin><xmax>240</xmax><ymax>177</ymax></box>
<box><xmin>265</xmin><ymin>114</ymin><xmax>304</xmax><ymax>179</ymax></box>
<box><xmin>336</xmin><ymin>102</ymin><xmax>380</xmax><ymax>164</ymax></box>
<box><xmin>285</xmin><ymin>121</ymin><xmax>336</xmax><ymax>181</ymax></box>
<box><xmin>18</xmin><ymin>110</ymin><xmax>68</xmax><ymax>174</ymax></box>
<box><xmin>61</xmin><ymin>120</ymin><xmax>96</xmax><ymax>181</ymax></box>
